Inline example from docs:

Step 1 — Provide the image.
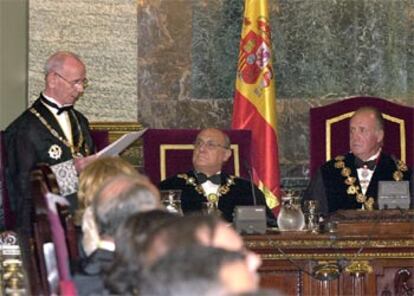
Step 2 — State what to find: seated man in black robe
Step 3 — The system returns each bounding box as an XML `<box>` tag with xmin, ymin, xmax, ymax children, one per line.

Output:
<box><xmin>159</xmin><ymin>128</ymin><xmax>275</xmax><ymax>224</ymax></box>
<box><xmin>304</xmin><ymin>106</ymin><xmax>413</xmax><ymax>215</ymax></box>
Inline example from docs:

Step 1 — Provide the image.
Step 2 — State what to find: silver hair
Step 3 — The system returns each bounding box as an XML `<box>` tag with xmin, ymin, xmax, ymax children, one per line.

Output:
<box><xmin>44</xmin><ymin>51</ymin><xmax>83</xmax><ymax>75</ymax></box>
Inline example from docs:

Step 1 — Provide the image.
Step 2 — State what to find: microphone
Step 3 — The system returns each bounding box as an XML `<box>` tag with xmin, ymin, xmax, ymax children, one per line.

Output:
<box><xmin>233</xmin><ymin>160</ymin><xmax>267</xmax><ymax>234</ymax></box>
<box><xmin>244</xmin><ymin>160</ymin><xmax>258</xmax><ymax>206</ymax></box>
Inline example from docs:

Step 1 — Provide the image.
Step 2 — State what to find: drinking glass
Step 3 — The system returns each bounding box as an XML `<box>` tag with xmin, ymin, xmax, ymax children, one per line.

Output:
<box><xmin>303</xmin><ymin>200</ymin><xmax>320</xmax><ymax>232</ymax></box>
<box><xmin>160</xmin><ymin>190</ymin><xmax>183</xmax><ymax>215</ymax></box>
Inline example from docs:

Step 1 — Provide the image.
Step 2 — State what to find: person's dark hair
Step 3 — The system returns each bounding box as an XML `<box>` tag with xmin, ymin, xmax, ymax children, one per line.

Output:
<box><xmin>142</xmin><ymin>214</ymin><xmax>223</xmax><ymax>262</ymax></box>
<box><xmin>104</xmin><ymin>210</ymin><xmax>179</xmax><ymax>295</ymax></box>
<box><xmin>93</xmin><ymin>175</ymin><xmax>159</xmax><ymax>237</ymax></box>
<box><xmin>105</xmin><ymin>214</ymin><xmax>224</xmax><ymax>294</ymax></box>
<box><xmin>353</xmin><ymin>106</ymin><xmax>385</xmax><ymax>131</ymax></box>
<box><xmin>162</xmin><ymin>214</ymin><xmax>221</xmax><ymax>245</ymax></box>
<box><xmin>140</xmin><ymin>245</ymin><xmax>246</xmax><ymax>296</ymax></box>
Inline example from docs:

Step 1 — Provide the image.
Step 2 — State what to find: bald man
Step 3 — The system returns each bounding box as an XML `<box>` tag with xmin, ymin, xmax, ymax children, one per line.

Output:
<box><xmin>5</xmin><ymin>51</ymin><xmax>96</xmax><ymax>231</ymax></box>
<box><xmin>304</xmin><ymin>106</ymin><xmax>413</xmax><ymax>214</ymax></box>
<box><xmin>159</xmin><ymin>128</ymin><xmax>275</xmax><ymax>224</ymax></box>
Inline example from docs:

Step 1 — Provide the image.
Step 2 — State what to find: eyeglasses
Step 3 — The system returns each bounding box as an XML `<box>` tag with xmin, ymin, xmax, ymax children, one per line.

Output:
<box><xmin>193</xmin><ymin>139</ymin><xmax>230</xmax><ymax>150</ymax></box>
<box><xmin>55</xmin><ymin>72</ymin><xmax>89</xmax><ymax>88</ymax></box>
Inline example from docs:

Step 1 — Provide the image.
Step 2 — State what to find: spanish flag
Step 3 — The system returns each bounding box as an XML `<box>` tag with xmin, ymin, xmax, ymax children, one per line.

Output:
<box><xmin>232</xmin><ymin>0</ymin><xmax>281</xmax><ymax>212</ymax></box>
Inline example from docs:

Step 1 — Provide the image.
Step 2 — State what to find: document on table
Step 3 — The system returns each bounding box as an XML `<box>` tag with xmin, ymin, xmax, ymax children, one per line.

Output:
<box><xmin>97</xmin><ymin>128</ymin><xmax>148</xmax><ymax>157</ymax></box>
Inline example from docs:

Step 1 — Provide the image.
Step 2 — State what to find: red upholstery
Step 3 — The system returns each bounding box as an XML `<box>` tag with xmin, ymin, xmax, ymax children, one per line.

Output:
<box><xmin>143</xmin><ymin>129</ymin><xmax>252</xmax><ymax>185</ymax></box>
<box><xmin>90</xmin><ymin>129</ymin><xmax>110</xmax><ymax>152</ymax></box>
<box><xmin>0</xmin><ymin>131</ymin><xmax>15</xmax><ymax>229</ymax></box>
<box><xmin>310</xmin><ymin>96</ymin><xmax>414</xmax><ymax>177</ymax></box>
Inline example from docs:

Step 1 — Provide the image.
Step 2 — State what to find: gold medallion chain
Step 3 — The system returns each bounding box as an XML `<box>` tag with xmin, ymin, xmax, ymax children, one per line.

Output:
<box><xmin>30</xmin><ymin>108</ymin><xmax>86</xmax><ymax>157</ymax></box>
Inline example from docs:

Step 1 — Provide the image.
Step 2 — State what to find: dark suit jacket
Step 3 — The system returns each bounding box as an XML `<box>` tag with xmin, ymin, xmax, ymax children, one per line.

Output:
<box><xmin>5</xmin><ymin>94</ymin><xmax>94</xmax><ymax>231</ymax></box>
<box><xmin>304</xmin><ymin>152</ymin><xmax>413</xmax><ymax>215</ymax></box>
<box><xmin>159</xmin><ymin>170</ymin><xmax>275</xmax><ymax>224</ymax></box>
<box><xmin>74</xmin><ymin>248</ymin><xmax>113</xmax><ymax>296</ymax></box>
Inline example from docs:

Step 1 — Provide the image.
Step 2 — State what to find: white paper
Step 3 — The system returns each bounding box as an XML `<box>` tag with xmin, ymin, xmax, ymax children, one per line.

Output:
<box><xmin>97</xmin><ymin>128</ymin><xmax>148</xmax><ymax>157</ymax></box>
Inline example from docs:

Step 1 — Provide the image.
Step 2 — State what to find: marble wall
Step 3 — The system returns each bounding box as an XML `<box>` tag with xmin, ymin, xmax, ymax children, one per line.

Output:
<box><xmin>28</xmin><ymin>0</ymin><xmax>414</xmax><ymax>187</ymax></box>
<box><xmin>28</xmin><ymin>0</ymin><xmax>138</xmax><ymax>121</ymax></box>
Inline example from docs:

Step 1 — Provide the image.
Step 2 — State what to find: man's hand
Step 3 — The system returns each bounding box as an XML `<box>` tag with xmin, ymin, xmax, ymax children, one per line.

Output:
<box><xmin>74</xmin><ymin>154</ymin><xmax>98</xmax><ymax>173</ymax></box>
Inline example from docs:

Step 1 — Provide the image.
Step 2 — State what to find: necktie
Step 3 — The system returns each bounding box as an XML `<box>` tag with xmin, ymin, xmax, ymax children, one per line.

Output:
<box><xmin>41</xmin><ymin>97</ymin><xmax>74</xmax><ymax>115</ymax></box>
<box><xmin>196</xmin><ymin>172</ymin><xmax>222</xmax><ymax>185</ymax></box>
<box><xmin>355</xmin><ymin>157</ymin><xmax>377</xmax><ymax>170</ymax></box>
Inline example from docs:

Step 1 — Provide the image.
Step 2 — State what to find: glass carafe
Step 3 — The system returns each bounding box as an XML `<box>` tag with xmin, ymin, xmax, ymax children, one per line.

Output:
<box><xmin>277</xmin><ymin>192</ymin><xmax>305</xmax><ymax>231</ymax></box>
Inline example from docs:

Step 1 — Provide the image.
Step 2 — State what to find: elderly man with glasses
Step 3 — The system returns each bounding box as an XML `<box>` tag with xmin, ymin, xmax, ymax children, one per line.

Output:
<box><xmin>5</xmin><ymin>51</ymin><xmax>96</xmax><ymax>232</ymax></box>
<box><xmin>159</xmin><ymin>128</ymin><xmax>275</xmax><ymax>224</ymax></box>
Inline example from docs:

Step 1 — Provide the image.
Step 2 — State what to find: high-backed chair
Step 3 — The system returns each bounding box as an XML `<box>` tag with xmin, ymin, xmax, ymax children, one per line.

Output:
<box><xmin>90</xmin><ymin>129</ymin><xmax>110</xmax><ymax>152</ymax></box>
<box><xmin>309</xmin><ymin>96</ymin><xmax>414</xmax><ymax>177</ymax></box>
<box><xmin>30</xmin><ymin>164</ymin><xmax>77</xmax><ymax>295</ymax></box>
<box><xmin>143</xmin><ymin>129</ymin><xmax>252</xmax><ymax>185</ymax></box>
<box><xmin>34</xmin><ymin>164</ymin><xmax>79</xmax><ymax>263</ymax></box>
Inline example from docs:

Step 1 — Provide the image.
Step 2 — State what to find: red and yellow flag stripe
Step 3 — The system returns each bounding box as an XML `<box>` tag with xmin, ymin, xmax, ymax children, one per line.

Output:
<box><xmin>232</xmin><ymin>0</ymin><xmax>281</xmax><ymax>211</ymax></box>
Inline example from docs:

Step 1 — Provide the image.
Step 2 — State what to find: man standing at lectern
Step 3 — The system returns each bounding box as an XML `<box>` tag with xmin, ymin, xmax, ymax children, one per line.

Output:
<box><xmin>304</xmin><ymin>106</ymin><xmax>413</xmax><ymax>215</ymax></box>
<box><xmin>5</xmin><ymin>51</ymin><xmax>96</xmax><ymax>231</ymax></box>
<box><xmin>159</xmin><ymin>128</ymin><xmax>275</xmax><ymax>224</ymax></box>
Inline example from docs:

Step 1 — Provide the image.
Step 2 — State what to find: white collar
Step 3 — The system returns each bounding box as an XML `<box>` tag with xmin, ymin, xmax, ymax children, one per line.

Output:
<box><xmin>367</xmin><ymin>149</ymin><xmax>382</xmax><ymax>161</ymax></box>
<box><xmin>352</xmin><ymin>148</ymin><xmax>382</xmax><ymax>162</ymax></box>
<box><xmin>42</xmin><ymin>93</ymin><xmax>65</xmax><ymax>108</ymax></box>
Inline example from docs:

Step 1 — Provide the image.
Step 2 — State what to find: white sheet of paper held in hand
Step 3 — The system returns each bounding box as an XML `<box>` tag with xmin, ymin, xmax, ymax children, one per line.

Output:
<box><xmin>97</xmin><ymin>128</ymin><xmax>148</xmax><ymax>157</ymax></box>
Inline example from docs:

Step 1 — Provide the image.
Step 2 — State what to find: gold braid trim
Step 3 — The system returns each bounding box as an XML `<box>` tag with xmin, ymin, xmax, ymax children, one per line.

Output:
<box><xmin>334</xmin><ymin>155</ymin><xmax>408</xmax><ymax>211</ymax></box>
<box><xmin>177</xmin><ymin>173</ymin><xmax>236</xmax><ymax>204</ymax></box>
<box><xmin>30</xmin><ymin>108</ymin><xmax>87</xmax><ymax>157</ymax></box>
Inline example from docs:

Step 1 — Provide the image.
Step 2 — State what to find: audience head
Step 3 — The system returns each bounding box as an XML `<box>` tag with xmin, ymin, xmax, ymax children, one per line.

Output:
<box><xmin>105</xmin><ymin>210</ymin><xmax>180</xmax><ymax>294</ymax></box>
<box><xmin>141</xmin><ymin>245</ymin><xmax>258</xmax><ymax>296</ymax></box>
<box><xmin>77</xmin><ymin>156</ymin><xmax>151</xmax><ymax>255</ymax></box>
<box><xmin>146</xmin><ymin>215</ymin><xmax>261</xmax><ymax>274</ymax></box>
<box><xmin>192</xmin><ymin>128</ymin><xmax>232</xmax><ymax>176</ymax></box>
<box><xmin>350</xmin><ymin>106</ymin><xmax>384</xmax><ymax>160</ymax></box>
<box><xmin>44</xmin><ymin>51</ymin><xmax>88</xmax><ymax>105</ymax></box>
<box><xmin>105</xmin><ymin>214</ymin><xmax>261</xmax><ymax>295</ymax></box>
<box><xmin>78</xmin><ymin>156</ymin><xmax>140</xmax><ymax>211</ymax></box>
<box><xmin>93</xmin><ymin>174</ymin><xmax>161</xmax><ymax>240</ymax></box>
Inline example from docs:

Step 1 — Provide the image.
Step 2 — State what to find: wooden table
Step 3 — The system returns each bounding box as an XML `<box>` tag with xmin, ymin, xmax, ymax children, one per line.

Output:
<box><xmin>244</xmin><ymin>210</ymin><xmax>414</xmax><ymax>295</ymax></box>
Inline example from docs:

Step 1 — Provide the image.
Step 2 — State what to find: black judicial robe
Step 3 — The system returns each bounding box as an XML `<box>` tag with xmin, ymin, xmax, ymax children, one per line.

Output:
<box><xmin>5</xmin><ymin>95</ymin><xmax>94</xmax><ymax>230</ymax></box>
<box><xmin>304</xmin><ymin>152</ymin><xmax>413</xmax><ymax>215</ymax></box>
<box><xmin>159</xmin><ymin>170</ymin><xmax>275</xmax><ymax>224</ymax></box>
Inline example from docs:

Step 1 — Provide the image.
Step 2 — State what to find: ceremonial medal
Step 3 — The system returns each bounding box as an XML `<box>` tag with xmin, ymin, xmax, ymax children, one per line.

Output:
<box><xmin>178</xmin><ymin>173</ymin><xmax>236</xmax><ymax>209</ymax></box>
<box><xmin>48</xmin><ymin>144</ymin><xmax>62</xmax><ymax>160</ymax></box>
<box><xmin>207</xmin><ymin>193</ymin><xmax>219</xmax><ymax>204</ymax></box>
<box><xmin>335</xmin><ymin>155</ymin><xmax>373</xmax><ymax>210</ymax></box>
<box><xmin>30</xmin><ymin>108</ymin><xmax>88</xmax><ymax>158</ymax></box>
